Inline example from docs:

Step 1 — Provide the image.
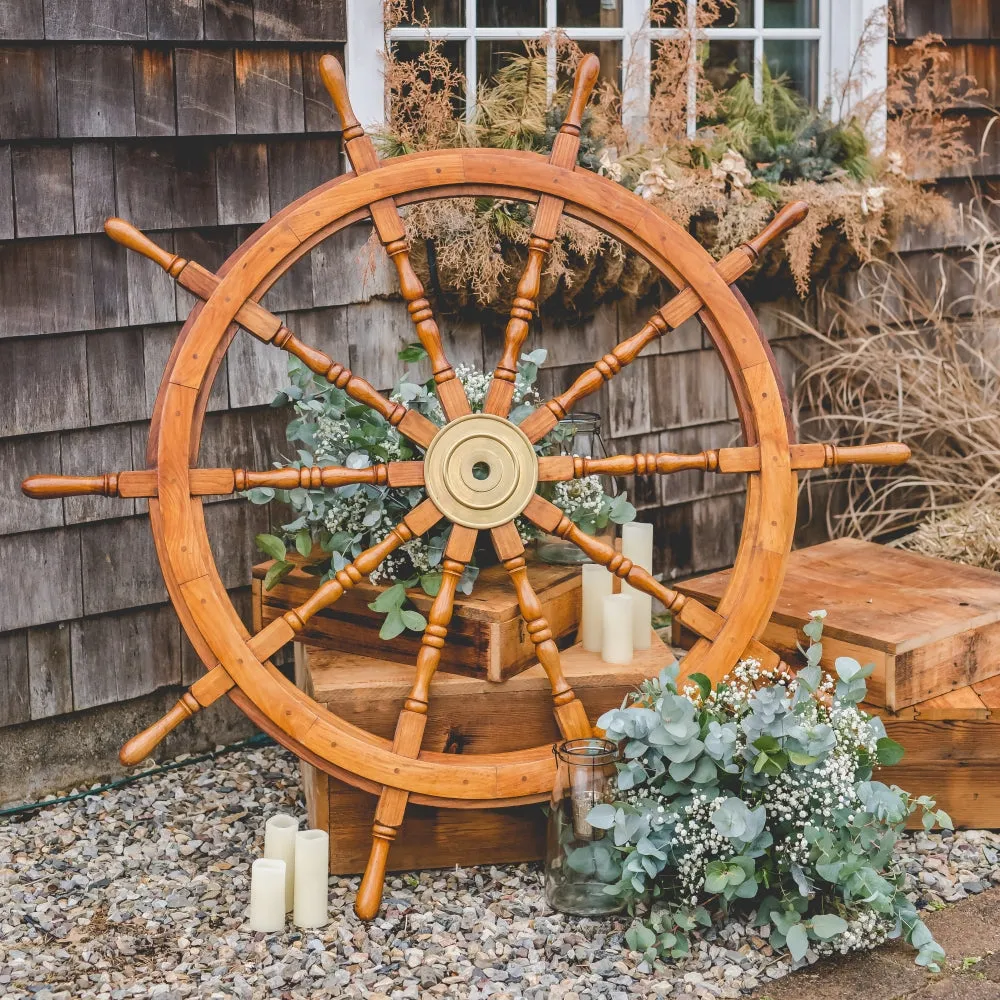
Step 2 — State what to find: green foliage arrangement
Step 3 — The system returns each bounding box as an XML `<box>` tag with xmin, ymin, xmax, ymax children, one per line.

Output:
<box><xmin>247</xmin><ymin>345</ymin><xmax>635</xmax><ymax>639</ymax></box>
<box><xmin>575</xmin><ymin>612</ymin><xmax>950</xmax><ymax>970</ymax></box>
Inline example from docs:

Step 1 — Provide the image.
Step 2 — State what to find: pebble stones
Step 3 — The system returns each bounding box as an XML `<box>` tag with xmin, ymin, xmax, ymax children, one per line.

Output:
<box><xmin>2</xmin><ymin>743</ymin><xmax>999</xmax><ymax>999</ymax></box>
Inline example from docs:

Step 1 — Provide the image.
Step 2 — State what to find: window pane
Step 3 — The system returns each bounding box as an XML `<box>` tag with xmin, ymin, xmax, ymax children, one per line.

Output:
<box><xmin>477</xmin><ymin>0</ymin><xmax>544</xmax><ymax>27</ymax></box>
<box><xmin>477</xmin><ymin>40</ymin><xmax>533</xmax><ymax>85</ymax></box>
<box><xmin>703</xmin><ymin>39</ymin><xmax>753</xmax><ymax>93</ymax></box>
<box><xmin>716</xmin><ymin>0</ymin><xmax>752</xmax><ymax>28</ymax></box>
<box><xmin>391</xmin><ymin>39</ymin><xmax>467</xmax><ymax>114</ymax></box>
<box><xmin>763</xmin><ymin>0</ymin><xmax>818</xmax><ymax>29</ymax></box>
<box><xmin>764</xmin><ymin>39</ymin><xmax>818</xmax><ymax>104</ymax></box>
<box><xmin>558</xmin><ymin>40</ymin><xmax>622</xmax><ymax>89</ymax></box>
<box><xmin>396</xmin><ymin>1</ymin><xmax>465</xmax><ymax>26</ymax></box>
<box><xmin>557</xmin><ymin>0</ymin><xmax>622</xmax><ymax>28</ymax></box>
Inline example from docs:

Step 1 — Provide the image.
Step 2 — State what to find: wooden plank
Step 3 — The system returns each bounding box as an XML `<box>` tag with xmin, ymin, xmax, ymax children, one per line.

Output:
<box><xmin>60</xmin><ymin>424</ymin><xmax>137</xmax><ymax>524</ymax></box>
<box><xmin>0</xmin><ymin>334</ymin><xmax>90</xmax><ymax>435</ymax></box>
<box><xmin>132</xmin><ymin>46</ymin><xmax>177</xmax><ymax>136</ymax></box>
<box><xmin>126</xmin><ymin>229</ymin><xmax>178</xmax><ymax>324</ymax></box>
<box><xmin>27</xmin><ymin>623</ymin><xmax>73</xmax><ymax>719</ymax></box>
<box><xmin>344</xmin><ymin>299</ymin><xmax>414</xmax><ymax>392</ymax></box>
<box><xmin>266</xmin><ymin>135</ymin><xmax>340</xmax><ymax>212</ymax></box>
<box><xmin>302</xmin><ymin>46</ymin><xmax>343</xmax><ymax>132</ymax></box>
<box><xmin>0</xmin><ymin>46</ymin><xmax>57</xmax><ymax>139</ymax></box>
<box><xmin>0</xmin><ymin>433</ymin><xmax>64</xmax><ymax>535</ymax></box>
<box><xmin>884</xmin><ymin>763</ymin><xmax>1000</xmax><ymax>830</ymax></box>
<box><xmin>0</xmin><ymin>144</ymin><xmax>13</xmax><ymax>240</ymax></box>
<box><xmin>0</xmin><ymin>527</ymin><xmax>83</xmax><ymax>630</ymax></box>
<box><xmin>309</xmin><ymin>224</ymin><xmax>397</xmax><ymax>309</ymax></box>
<box><xmin>56</xmin><ymin>43</ymin><xmax>136</xmax><ymax>137</ymax></box>
<box><xmin>972</xmin><ymin>673</ymin><xmax>1000</xmax><ymax>710</ymax></box>
<box><xmin>176</xmin><ymin>47</ymin><xmax>236</xmax><ymax>135</ymax></box>
<box><xmin>147</xmin><ymin>0</ymin><xmax>204</xmax><ymax>39</ymax></box>
<box><xmin>224</xmin><ymin>322</ymin><xmax>289</xmax><ymax>408</ymax></box>
<box><xmin>0</xmin><ymin>0</ymin><xmax>44</xmax><ymax>38</ymax></box>
<box><xmin>11</xmin><ymin>145</ymin><xmax>73</xmax><ymax>238</ymax></box>
<box><xmin>650</xmin><ymin>347</ymin><xmax>735</xmax><ymax>431</ymax></box>
<box><xmin>71</xmin><ymin>142</ymin><xmax>115</xmax><ymax>233</ymax></box>
<box><xmin>880</xmin><ymin>717</ymin><xmax>1000</xmax><ymax>764</ymax></box>
<box><xmin>90</xmin><ymin>230</ymin><xmax>130</xmax><ymax>329</ymax></box>
<box><xmin>253</xmin><ymin>0</ymin><xmax>347</xmax><ymax>41</ymax></box>
<box><xmin>204</xmin><ymin>0</ymin><xmax>253</xmax><ymax>40</ymax></box>
<box><xmin>43</xmin><ymin>1</ymin><xmax>147</xmax><ymax>39</ymax></box>
<box><xmin>85</xmin><ymin>329</ymin><xmax>149</xmax><ymax>425</ymax></box>
<box><xmin>0</xmin><ymin>631</ymin><xmax>30</xmax><ymax>727</ymax></box>
<box><xmin>204</xmin><ymin>498</ymin><xmax>271</xmax><ymax>591</ymax></box>
<box><xmin>70</xmin><ymin>604</ymin><xmax>183</xmax><ymax>711</ymax></box>
<box><xmin>911</xmin><ymin>686</ymin><xmax>988</xmax><ymax>721</ymax></box>
<box><xmin>216</xmin><ymin>141</ymin><xmax>270</xmax><ymax>225</ymax></box>
<box><xmin>896</xmin><ymin>0</ymin><xmax>951</xmax><ymax>37</ymax></box>
<box><xmin>80</xmin><ymin>514</ymin><xmax>169</xmax><ymax>616</ymax></box>
<box><xmin>235</xmin><ymin>48</ymin><xmax>304</xmax><ymax>135</ymax></box>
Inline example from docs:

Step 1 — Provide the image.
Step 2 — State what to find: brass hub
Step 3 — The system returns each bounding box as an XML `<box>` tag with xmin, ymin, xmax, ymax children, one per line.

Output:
<box><xmin>423</xmin><ymin>413</ymin><xmax>539</xmax><ymax>529</ymax></box>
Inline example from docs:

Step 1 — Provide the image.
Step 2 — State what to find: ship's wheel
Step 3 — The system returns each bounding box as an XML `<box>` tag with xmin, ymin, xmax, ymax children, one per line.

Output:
<box><xmin>22</xmin><ymin>54</ymin><xmax>910</xmax><ymax>919</ymax></box>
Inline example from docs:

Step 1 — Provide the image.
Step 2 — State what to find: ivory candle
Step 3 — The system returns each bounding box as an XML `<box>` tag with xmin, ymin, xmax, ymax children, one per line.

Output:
<box><xmin>621</xmin><ymin>522</ymin><xmax>654</xmax><ymax>650</ymax></box>
<box><xmin>293</xmin><ymin>829</ymin><xmax>330</xmax><ymax>929</ymax></box>
<box><xmin>247</xmin><ymin>858</ymin><xmax>286</xmax><ymax>933</ymax></box>
<box><xmin>601</xmin><ymin>593</ymin><xmax>634</xmax><ymax>665</ymax></box>
<box><xmin>263</xmin><ymin>813</ymin><xmax>298</xmax><ymax>912</ymax></box>
<box><xmin>581</xmin><ymin>563</ymin><xmax>613</xmax><ymax>652</ymax></box>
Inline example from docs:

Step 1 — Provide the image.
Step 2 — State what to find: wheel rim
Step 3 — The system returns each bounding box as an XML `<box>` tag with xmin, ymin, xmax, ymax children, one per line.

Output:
<box><xmin>149</xmin><ymin>148</ymin><xmax>796</xmax><ymax>803</ymax></box>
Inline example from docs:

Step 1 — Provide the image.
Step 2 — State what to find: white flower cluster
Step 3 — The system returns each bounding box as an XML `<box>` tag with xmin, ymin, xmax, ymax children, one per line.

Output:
<box><xmin>551</xmin><ymin>477</ymin><xmax>606</xmax><ymax>519</ymax></box>
<box><xmin>672</xmin><ymin>792</ymin><xmax>735</xmax><ymax>898</ymax></box>
<box><xmin>815</xmin><ymin>909</ymin><xmax>890</xmax><ymax>957</ymax></box>
<box><xmin>830</xmin><ymin>703</ymin><xmax>881</xmax><ymax>758</ymax></box>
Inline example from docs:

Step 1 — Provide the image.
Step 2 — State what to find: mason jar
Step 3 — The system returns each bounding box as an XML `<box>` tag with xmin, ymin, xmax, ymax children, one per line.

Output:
<box><xmin>544</xmin><ymin>737</ymin><xmax>625</xmax><ymax>916</ymax></box>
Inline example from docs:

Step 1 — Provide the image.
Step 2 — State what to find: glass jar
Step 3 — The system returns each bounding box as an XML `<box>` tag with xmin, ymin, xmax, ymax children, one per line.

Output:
<box><xmin>536</xmin><ymin>412</ymin><xmax>619</xmax><ymax>565</ymax></box>
<box><xmin>545</xmin><ymin>737</ymin><xmax>625</xmax><ymax>916</ymax></box>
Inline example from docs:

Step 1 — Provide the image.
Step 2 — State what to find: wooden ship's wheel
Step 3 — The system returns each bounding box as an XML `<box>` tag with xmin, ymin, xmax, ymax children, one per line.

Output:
<box><xmin>22</xmin><ymin>54</ymin><xmax>910</xmax><ymax>919</ymax></box>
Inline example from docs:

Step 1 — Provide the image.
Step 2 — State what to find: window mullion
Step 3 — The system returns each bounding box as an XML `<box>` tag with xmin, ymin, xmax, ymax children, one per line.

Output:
<box><xmin>622</xmin><ymin>0</ymin><xmax>651</xmax><ymax>138</ymax></box>
<box><xmin>465</xmin><ymin>0</ymin><xmax>477</xmax><ymax>122</ymax></box>
<box><xmin>686</xmin><ymin>0</ymin><xmax>697</xmax><ymax>138</ymax></box>
<box><xmin>753</xmin><ymin>0</ymin><xmax>764</xmax><ymax>101</ymax></box>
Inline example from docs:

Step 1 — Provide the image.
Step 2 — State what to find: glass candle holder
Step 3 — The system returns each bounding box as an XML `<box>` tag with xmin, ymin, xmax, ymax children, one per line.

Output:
<box><xmin>544</xmin><ymin>737</ymin><xmax>625</xmax><ymax>916</ymax></box>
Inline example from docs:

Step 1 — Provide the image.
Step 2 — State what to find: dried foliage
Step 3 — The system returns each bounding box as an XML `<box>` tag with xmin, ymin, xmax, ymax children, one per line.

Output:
<box><xmin>791</xmin><ymin>209</ymin><xmax>1000</xmax><ymax>544</ymax></box>
<box><xmin>376</xmin><ymin>3</ymin><xmax>988</xmax><ymax>305</ymax></box>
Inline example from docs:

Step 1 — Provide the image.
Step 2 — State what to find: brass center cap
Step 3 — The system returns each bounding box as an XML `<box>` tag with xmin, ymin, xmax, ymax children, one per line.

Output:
<box><xmin>423</xmin><ymin>413</ymin><xmax>539</xmax><ymax>530</ymax></box>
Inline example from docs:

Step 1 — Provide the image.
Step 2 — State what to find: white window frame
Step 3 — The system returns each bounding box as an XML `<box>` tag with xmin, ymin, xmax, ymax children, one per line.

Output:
<box><xmin>347</xmin><ymin>0</ymin><xmax>887</xmax><ymax>140</ymax></box>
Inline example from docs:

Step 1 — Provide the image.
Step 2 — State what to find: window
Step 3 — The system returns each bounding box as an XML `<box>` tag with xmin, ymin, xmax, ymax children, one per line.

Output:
<box><xmin>345</xmin><ymin>0</ymin><xmax>886</xmax><ymax>135</ymax></box>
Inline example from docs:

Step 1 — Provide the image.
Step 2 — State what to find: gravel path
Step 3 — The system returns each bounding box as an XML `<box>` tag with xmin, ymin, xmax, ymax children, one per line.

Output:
<box><xmin>3</xmin><ymin>742</ymin><xmax>1000</xmax><ymax>1000</ymax></box>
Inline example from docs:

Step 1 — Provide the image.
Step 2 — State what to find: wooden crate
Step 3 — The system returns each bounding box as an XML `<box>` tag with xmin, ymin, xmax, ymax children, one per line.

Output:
<box><xmin>672</xmin><ymin>537</ymin><xmax>1000</xmax><ymax>712</ymax></box>
<box><xmin>294</xmin><ymin>635</ymin><xmax>673</xmax><ymax>873</ymax></box>
<box><xmin>254</xmin><ymin>557</ymin><xmax>582</xmax><ymax>682</ymax></box>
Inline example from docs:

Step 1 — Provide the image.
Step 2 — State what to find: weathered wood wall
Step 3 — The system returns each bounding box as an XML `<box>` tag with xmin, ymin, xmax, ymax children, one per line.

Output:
<box><xmin>0</xmin><ymin>0</ymin><xmax>824</xmax><ymax>745</ymax></box>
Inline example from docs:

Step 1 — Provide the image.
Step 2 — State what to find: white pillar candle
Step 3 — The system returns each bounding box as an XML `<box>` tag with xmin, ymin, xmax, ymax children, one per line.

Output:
<box><xmin>293</xmin><ymin>829</ymin><xmax>330</xmax><ymax>929</ymax></box>
<box><xmin>263</xmin><ymin>813</ymin><xmax>298</xmax><ymax>912</ymax></box>
<box><xmin>621</xmin><ymin>522</ymin><xmax>654</xmax><ymax>651</ymax></box>
<box><xmin>247</xmin><ymin>858</ymin><xmax>286</xmax><ymax>933</ymax></box>
<box><xmin>581</xmin><ymin>563</ymin><xmax>613</xmax><ymax>653</ymax></box>
<box><xmin>601</xmin><ymin>593</ymin><xmax>634</xmax><ymax>665</ymax></box>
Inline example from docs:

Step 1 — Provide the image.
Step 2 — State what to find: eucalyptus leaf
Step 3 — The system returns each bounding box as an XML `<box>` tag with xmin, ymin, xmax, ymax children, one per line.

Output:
<box><xmin>255</xmin><ymin>533</ymin><xmax>288</xmax><ymax>562</ymax></box>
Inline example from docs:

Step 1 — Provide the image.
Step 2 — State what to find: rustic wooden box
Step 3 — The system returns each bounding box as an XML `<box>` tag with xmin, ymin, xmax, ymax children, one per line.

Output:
<box><xmin>254</xmin><ymin>557</ymin><xmax>582</xmax><ymax>682</ymax></box>
<box><xmin>294</xmin><ymin>636</ymin><xmax>673</xmax><ymax>873</ymax></box>
<box><xmin>672</xmin><ymin>537</ymin><xmax>1000</xmax><ymax>712</ymax></box>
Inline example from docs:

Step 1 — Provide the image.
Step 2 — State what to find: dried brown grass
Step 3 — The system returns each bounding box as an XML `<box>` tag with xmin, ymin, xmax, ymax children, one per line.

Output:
<box><xmin>790</xmin><ymin>206</ymin><xmax>1000</xmax><ymax>542</ymax></box>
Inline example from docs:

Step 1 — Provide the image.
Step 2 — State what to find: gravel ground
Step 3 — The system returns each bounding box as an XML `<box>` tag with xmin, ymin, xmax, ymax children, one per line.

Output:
<box><xmin>3</xmin><ymin>742</ymin><xmax>1000</xmax><ymax>1000</ymax></box>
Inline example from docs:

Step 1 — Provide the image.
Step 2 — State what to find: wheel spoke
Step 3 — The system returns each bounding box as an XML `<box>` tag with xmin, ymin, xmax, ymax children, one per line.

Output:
<box><xmin>22</xmin><ymin>462</ymin><xmax>426</xmax><ymax>499</ymax></box>
<box><xmin>491</xmin><ymin>521</ymin><xmax>592</xmax><ymax>739</ymax></box>
<box><xmin>318</xmin><ymin>55</ymin><xmax>471</xmax><ymax>423</ymax></box>
<box><xmin>103</xmin><ymin>218</ymin><xmax>440</xmax><ymax>450</ymax></box>
<box><xmin>483</xmin><ymin>55</ymin><xmax>602</xmax><ymax>418</ymax></box>
<box><xmin>518</xmin><ymin>201</ymin><xmax>810</xmax><ymax>444</ymax></box>
<box><xmin>354</xmin><ymin>522</ymin><xmax>478</xmax><ymax>920</ymax></box>
<box><xmin>522</xmin><ymin>494</ymin><xmax>784</xmax><ymax>669</ymax></box>
<box><xmin>535</xmin><ymin>441</ymin><xmax>912</xmax><ymax>482</ymax></box>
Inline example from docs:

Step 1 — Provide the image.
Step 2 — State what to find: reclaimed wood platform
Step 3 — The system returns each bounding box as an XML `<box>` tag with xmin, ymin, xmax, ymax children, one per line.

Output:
<box><xmin>675</xmin><ymin>538</ymin><xmax>1000</xmax><ymax>828</ymax></box>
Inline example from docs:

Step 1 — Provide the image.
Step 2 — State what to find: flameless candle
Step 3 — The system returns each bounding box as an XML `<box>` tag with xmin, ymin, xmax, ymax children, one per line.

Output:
<box><xmin>263</xmin><ymin>813</ymin><xmax>298</xmax><ymax>912</ymax></box>
<box><xmin>247</xmin><ymin>858</ymin><xmax>286</xmax><ymax>933</ymax></box>
<box><xmin>621</xmin><ymin>522</ymin><xmax>654</xmax><ymax>651</ymax></box>
<box><xmin>601</xmin><ymin>593</ymin><xmax>634</xmax><ymax>665</ymax></box>
<box><xmin>293</xmin><ymin>829</ymin><xmax>330</xmax><ymax>929</ymax></box>
<box><xmin>581</xmin><ymin>563</ymin><xmax>613</xmax><ymax>652</ymax></box>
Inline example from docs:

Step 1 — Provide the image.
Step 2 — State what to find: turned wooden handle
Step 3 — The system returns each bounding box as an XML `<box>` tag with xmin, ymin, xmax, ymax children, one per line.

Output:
<box><xmin>744</xmin><ymin>200</ymin><xmax>809</xmax><ymax>259</ymax></box>
<box><xmin>831</xmin><ymin>442</ymin><xmax>911</xmax><ymax>466</ymax></box>
<box><xmin>563</xmin><ymin>53</ymin><xmax>601</xmax><ymax>130</ymax></box>
<box><xmin>105</xmin><ymin>217</ymin><xmax>186</xmax><ymax>277</ymax></box>
<box><xmin>119</xmin><ymin>692</ymin><xmax>199</xmax><ymax>765</ymax></box>
<box><xmin>355</xmin><ymin>832</ymin><xmax>392</xmax><ymax>919</ymax></box>
<box><xmin>22</xmin><ymin>473</ymin><xmax>118</xmax><ymax>498</ymax></box>
<box><xmin>319</xmin><ymin>53</ymin><xmax>361</xmax><ymax>133</ymax></box>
